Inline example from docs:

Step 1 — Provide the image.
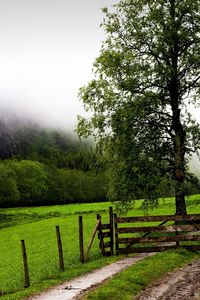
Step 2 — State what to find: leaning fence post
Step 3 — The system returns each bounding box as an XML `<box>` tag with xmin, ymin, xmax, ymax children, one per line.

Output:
<box><xmin>109</xmin><ymin>207</ymin><xmax>114</xmax><ymax>255</ymax></box>
<box><xmin>56</xmin><ymin>226</ymin><xmax>65</xmax><ymax>271</ymax></box>
<box><xmin>21</xmin><ymin>240</ymin><xmax>30</xmax><ymax>288</ymax></box>
<box><xmin>97</xmin><ymin>214</ymin><xmax>101</xmax><ymax>222</ymax></box>
<box><xmin>79</xmin><ymin>216</ymin><xmax>85</xmax><ymax>263</ymax></box>
<box><xmin>85</xmin><ymin>218</ymin><xmax>101</xmax><ymax>261</ymax></box>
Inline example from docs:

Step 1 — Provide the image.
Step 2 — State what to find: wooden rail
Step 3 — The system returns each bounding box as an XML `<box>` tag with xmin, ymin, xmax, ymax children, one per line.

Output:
<box><xmin>114</xmin><ymin>214</ymin><xmax>200</xmax><ymax>255</ymax></box>
<box><xmin>115</xmin><ymin>214</ymin><xmax>200</xmax><ymax>223</ymax></box>
<box><xmin>97</xmin><ymin>207</ymin><xmax>114</xmax><ymax>256</ymax></box>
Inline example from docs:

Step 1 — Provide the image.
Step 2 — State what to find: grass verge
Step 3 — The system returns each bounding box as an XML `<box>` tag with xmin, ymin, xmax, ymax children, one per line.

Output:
<box><xmin>80</xmin><ymin>249</ymin><xmax>199</xmax><ymax>300</ymax></box>
<box><xmin>0</xmin><ymin>255</ymin><xmax>122</xmax><ymax>300</ymax></box>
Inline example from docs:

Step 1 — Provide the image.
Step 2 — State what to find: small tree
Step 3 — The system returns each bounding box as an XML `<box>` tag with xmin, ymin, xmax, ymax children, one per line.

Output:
<box><xmin>0</xmin><ymin>164</ymin><xmax>19</xmax><ymax>206</ymax></box>
<box><xmin>77</xmin><ymin>0</ymin><xmax>200</xmax><ymax>214</ymax></box>
<box><xmin>11</xmin><ymin>160</ymin><xmax>48</xmax><ymax>205</ymax></box>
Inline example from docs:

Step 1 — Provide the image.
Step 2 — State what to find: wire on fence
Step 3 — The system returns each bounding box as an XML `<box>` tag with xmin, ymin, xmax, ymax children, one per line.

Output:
<box><xmin>0</xmin><ymin>213</ymin><xmax>106</xmax><ymax>293</ymax></box>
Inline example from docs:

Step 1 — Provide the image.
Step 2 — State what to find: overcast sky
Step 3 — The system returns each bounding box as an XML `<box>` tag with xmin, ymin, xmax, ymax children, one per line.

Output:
<box><xmin>0</xmin><ymin>0</ymin><xmax>115</xmax><ymax>130</ymax></box>
<box><xmin>1</xmin><ymin>0</ymin><xmax>200</xmax><ymax>133</ymax></box>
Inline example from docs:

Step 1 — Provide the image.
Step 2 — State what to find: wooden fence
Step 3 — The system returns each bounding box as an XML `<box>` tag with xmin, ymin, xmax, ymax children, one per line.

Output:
<box><xmin>113</xmin><ymin>214</ymin><xmax>200</xmax><ymax>255</ymax></box>
<box><xmin>20</xmin><ymin>216</ymin><xmax>91</xmax><ymax>288</ymax></box>
<box><xmin>19</xmin><ymin>211</ymin><xmax>200</xmax><ymax>288</ymax></box>
<box><xmin>96</xmin><ymin>207</ymin><xmax>114</xmax><ymax>256</ymax></box>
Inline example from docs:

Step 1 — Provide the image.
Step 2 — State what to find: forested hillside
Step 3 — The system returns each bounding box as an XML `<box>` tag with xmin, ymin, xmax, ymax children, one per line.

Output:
<box><xmin>0</xmin><ymin>115</ymin><xmax>108</xmax><ymax>207</ymax></box>
<box><xmin>0</xmin><ymin>114</ymin><xmax>199</xmax><ymax>208</ymax></box>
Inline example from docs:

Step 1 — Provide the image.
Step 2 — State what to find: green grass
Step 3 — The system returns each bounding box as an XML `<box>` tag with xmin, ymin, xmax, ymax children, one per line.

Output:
<box><xmin>0</xmin><ymin>194</ymin><xmax>199</xmax><ymax>300</ymax></box>
<box><xmin>81</xmin><ymin>249</ymin><xmax>199</xmax><ymax>300</ymax></box>
<box><xmin>1</xmin><ymin>256</ymin><xmax>121</xmax><ymax>300</ymax></box>
<box><xmin>0</xmin><ymin>213</ymin><xmax>113</xmax><ymax>295</ymax></box>
<box><xmin>0</xmin><ymin>202</ymin><xmax>112</xmax><ymax>229</ymax></box>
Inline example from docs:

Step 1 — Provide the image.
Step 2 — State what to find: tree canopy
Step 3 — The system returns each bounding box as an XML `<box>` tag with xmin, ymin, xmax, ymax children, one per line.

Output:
<box><xmin>0</xmin><ymin>115</ymin><xmax>108</xmax><ymax>207</ymax></box>
<box><xmin>77</xmin><ymin>0</ymin><xmax>200</xmax><ymax>214</ymax></box>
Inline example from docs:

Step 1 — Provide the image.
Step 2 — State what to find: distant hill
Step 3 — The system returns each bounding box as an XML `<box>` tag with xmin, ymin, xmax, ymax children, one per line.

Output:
<box><xmin>0</xmin><ymin>112</ymin><xmax>95</xmax><ymax>171</ymax></box>
<box><xmin>0</xmin><ymin>111</ymin><xmax>108</xmax><ymax>207</ymax></box>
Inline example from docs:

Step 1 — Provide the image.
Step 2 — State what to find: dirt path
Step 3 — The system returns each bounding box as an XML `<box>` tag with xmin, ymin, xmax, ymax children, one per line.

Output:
<box><xmin>26</xmin><ymin>253</ymin><xmax>154</xmax><ymax>300</ymax></box>
<box><xmin>135</xmin><ymin>257</ymin><xmax>200</xmax><ymax>300</ymax></box>
<box><xmin>26</xmin><ymin>254</ymin><xmax>200</xmax><ymax>300</ymax></box>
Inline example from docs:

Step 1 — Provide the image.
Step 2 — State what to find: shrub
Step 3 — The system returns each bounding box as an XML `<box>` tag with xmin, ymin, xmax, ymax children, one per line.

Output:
<box><xmin>10</xmin><ymin>160</ymin><xmax>48</xmax><ymax>205</ymax></box>
<box><xmin>0</xmin><ymin>163</ymin><xmax>19</xmax><ymax>206</ymax></box>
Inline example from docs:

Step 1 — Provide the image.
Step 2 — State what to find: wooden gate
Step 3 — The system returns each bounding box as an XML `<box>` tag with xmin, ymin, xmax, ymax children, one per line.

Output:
<box><xmin>114</xmin><ymin>214</ymin><xmax>200</xmax><ymax>255</ymax></box>
<box><xmin>97</xmin><ymin>207</ymin><xmax>114</xmax><ymax>256</ymax></box>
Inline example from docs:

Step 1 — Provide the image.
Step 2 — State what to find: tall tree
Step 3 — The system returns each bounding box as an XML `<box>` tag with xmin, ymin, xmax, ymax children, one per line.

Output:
<box><xmin>77</xmin><ymin>0</ymin><xmax>200</xmax><ymax>214</ymax></box>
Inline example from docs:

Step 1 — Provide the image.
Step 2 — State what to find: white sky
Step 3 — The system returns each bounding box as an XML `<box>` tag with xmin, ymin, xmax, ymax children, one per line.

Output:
<box><xmin>0</xmin><ymin>0</ymin><xmax>115</xmax><ymax>130</ymax></box>
<box><xmin>0</xmin><ymin>0</ymin><xmax>200</xmax><ymax>132</ymax></box>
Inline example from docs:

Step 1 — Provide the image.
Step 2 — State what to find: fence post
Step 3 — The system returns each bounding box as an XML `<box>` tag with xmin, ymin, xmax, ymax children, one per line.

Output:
<box><xmin>85</xmin><ymin>218</ymin><xmax>101</xmax><ymax>261</ymax></box>
<box><xmin>97</xmin><ymin>214</ymin><xmax>105</xmax><ymax>255</ymax></box>
<box><xmin>79</xmin><ymin>216</ymin><xmax>85</xmax><ymax>263</ymax></box>
<box><xmin>97</xmin><ymin>213</ymin><xmax>101</xmax><ymax>222</ymax></box>
<box><xmin>21</xmin><ymin>240</ymin><xmax>30</xmax><ymax>288</ymax></box>
<box><xmin>175</xmin><ymin>220</ymin><xmax>180</xmax><ymax>247</ymax></box>
<box><xmin>56</xmin><ymin>226</ymin><xmax>65</xmax><ymax>271</ymax></box>
<box><xmin>109</xmin><ymin>207</ymin><xmax>114</xmax><ymax>255</ymax></box>
<box><xmin>114</xmin><ymin>214</ymin><xmax>119</xmax><ymax>255</ymax></box>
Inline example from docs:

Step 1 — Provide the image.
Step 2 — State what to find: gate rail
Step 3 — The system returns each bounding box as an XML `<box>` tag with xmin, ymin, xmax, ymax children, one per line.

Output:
<box><xmin>96</xmin><ymin>207</ymin><xmax>114</xmax><ymax>256</ymax></box>
<box><xmin>114</xmin><ymin>214</ymin><xmax>200</xmax><ymax>254</ymax></box>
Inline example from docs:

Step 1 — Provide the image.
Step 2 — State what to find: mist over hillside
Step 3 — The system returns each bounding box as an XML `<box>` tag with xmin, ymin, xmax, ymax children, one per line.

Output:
<box><xmin>0</xmin><ymin>109</ymin><xmax>107</xmax><ymax>207</ymax></box>
<box><xmin>0</xmin><ymin>108</ymin><xmax>199</xmax><ymax>208</ymax></box>
<box><xmin>0</xmin><ymin>107</ymin><xmax>199</xmax><ymax>176</ymax></box>
<box><xmin>189</xmin><ymin>154</ymin><xmax>200</xmax><ymax>179</ymax></box>
<box><xmin>0</xmin><ymin>108</ymin><xmax>93</xmax><ymax>164</ymax></box>
<box><xmin>0</xmin><ymin>103</ymin><xmax>78</xmax><ymax>132</ymax></box>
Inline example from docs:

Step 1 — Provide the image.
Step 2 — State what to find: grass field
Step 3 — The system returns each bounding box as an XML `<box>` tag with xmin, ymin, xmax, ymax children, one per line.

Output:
<box><xmin>81</xmin><ymin>249</ymin><xmax>199</xmax><ymax>300</ymax></box>
<box><xmin>0</xmin><ymin>195</ymin><xmax>200</xmax><ymax>300</ymax></box>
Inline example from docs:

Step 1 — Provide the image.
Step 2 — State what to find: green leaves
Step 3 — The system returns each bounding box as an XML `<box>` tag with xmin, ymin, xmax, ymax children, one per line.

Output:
<box><xmin>10</xmin><ymin>160</ymin><xmax>48</xmax><ymax>204</ymax></box>
<box><xmin>0</xmin><ymin>164</ymin><xmax>19</xmax><ymax>206</ymax></box>
<box><xmin>78</xmin><ymin>0</ymin><xmax>200</xmax><ymax>212</ymax></box>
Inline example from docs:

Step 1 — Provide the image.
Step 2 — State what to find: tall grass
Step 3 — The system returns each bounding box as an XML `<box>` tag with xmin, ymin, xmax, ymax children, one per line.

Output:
<box><xmin>0</xmin><ymin>194</ymin><xmax>199</xmax><ymax>299</ymax></box>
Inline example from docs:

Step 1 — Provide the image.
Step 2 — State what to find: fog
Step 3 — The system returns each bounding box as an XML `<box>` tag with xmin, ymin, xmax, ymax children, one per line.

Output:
<box><xmin>0</xmin><ymin>0</ymin><xmax>115</xmax><ymax>131</ymax></box>
<box><xmin>0</xmin><ymin>0</ymin><xmax>200</xmax><ymax>176</ymax></box>
<box><xmin>0</xmin><ymin>0</ymin><xmax>200</xmax><ymax>137</ymax></box>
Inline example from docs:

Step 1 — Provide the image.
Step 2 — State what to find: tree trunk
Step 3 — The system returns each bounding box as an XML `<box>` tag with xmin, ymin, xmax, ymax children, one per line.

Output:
<box><xmin>173</xmin><ymin>114</ymin><xmax>187</xmax><ymax>215</ymax></box>
<box><xmin>169</xmin><ymin>1</ymin><xmax>187</xmax><ymax>215</ymax></box>
<box><xmin>175</xmin><ymin>187</ymin><xmax>187</xmax><ymax>215</ymax></box>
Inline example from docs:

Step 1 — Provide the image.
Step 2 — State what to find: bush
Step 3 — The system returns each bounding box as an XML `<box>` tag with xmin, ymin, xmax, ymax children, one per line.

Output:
<box><xmin>0</xmin><ymin>160</ymin><xmax>108</xmax><ymax>207</ymax></box>
<box><xmin>10</xmin><ymin>160</ymin><xmax>48</xmax><ymax>205</ymax></box>
<box><xmin>46</xmin><ymin>168</ymin><xmax>108</xmax><ymax>205</ymax></box>
<box><xmin>0</xmin><ymin>163</ymin><xmax>19</xmax><ymax>206</ymax></box>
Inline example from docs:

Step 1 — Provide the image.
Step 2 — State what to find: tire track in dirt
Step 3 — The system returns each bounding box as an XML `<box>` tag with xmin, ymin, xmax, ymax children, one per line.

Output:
<box><xmin>135</xmin><ymin>258</ymin><xmax>200</xmax><ymax>300</ymax></box>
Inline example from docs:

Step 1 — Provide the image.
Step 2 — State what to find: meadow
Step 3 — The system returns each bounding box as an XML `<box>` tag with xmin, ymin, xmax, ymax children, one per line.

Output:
<box><xmin>81</xmin><ymin>249</ymin><xmax>199</xmax><ymax>300</ymax></box>
<box><xmin>0</xmin><ymin>195</ymin><xmax>200</xmax><ymax>300</ymax></box>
